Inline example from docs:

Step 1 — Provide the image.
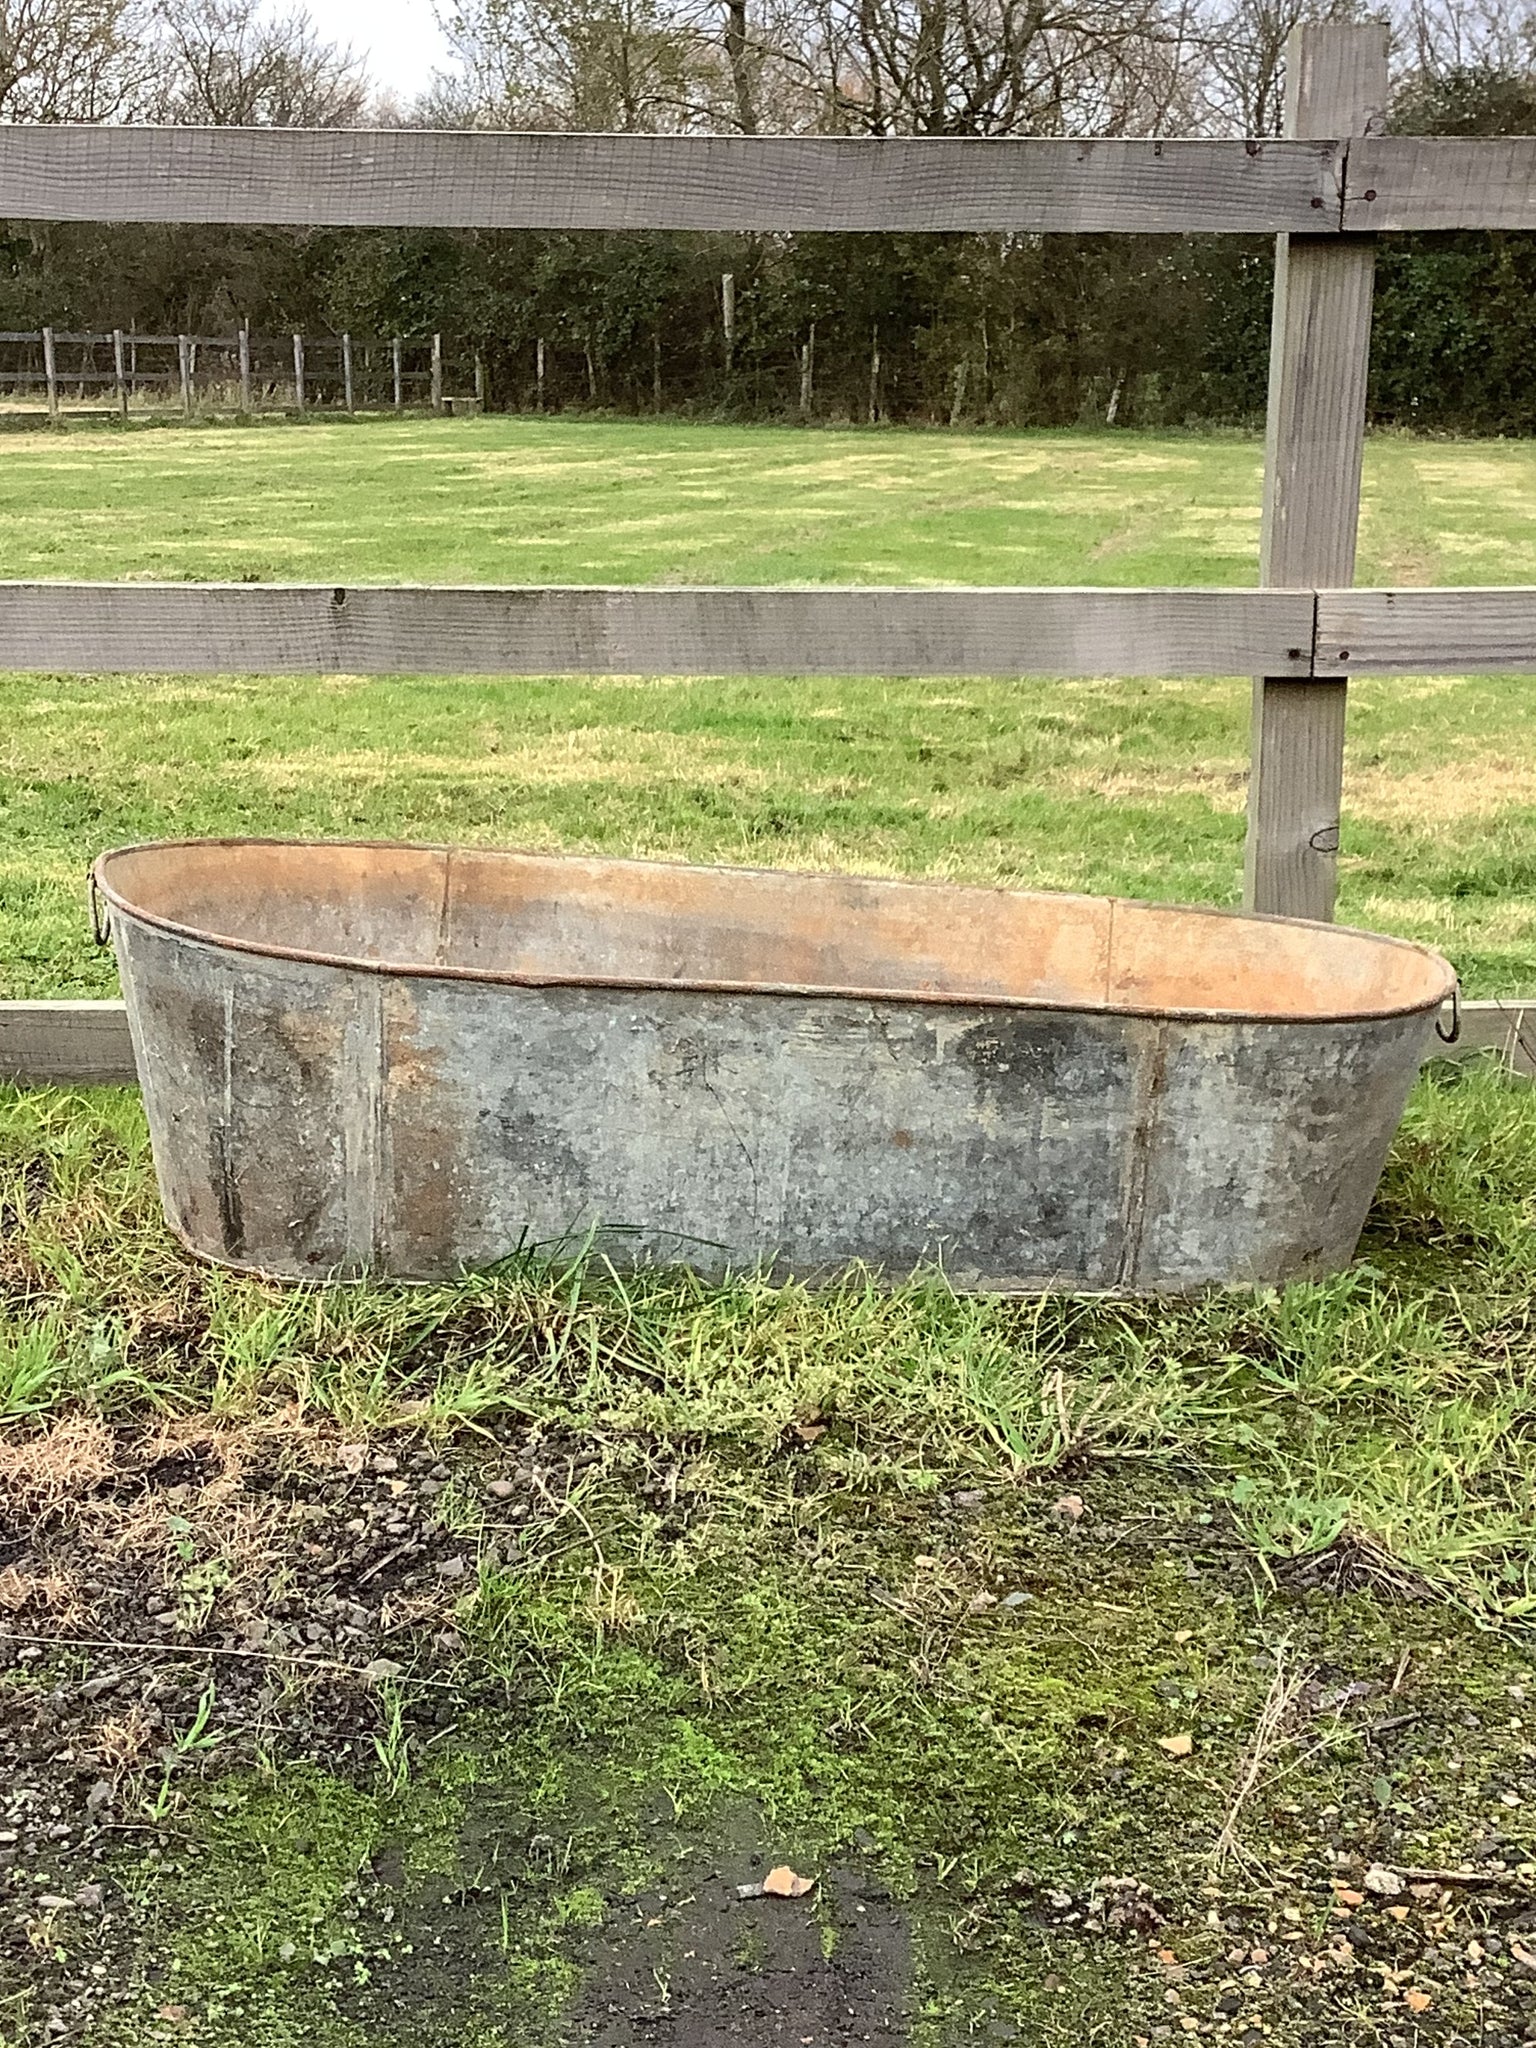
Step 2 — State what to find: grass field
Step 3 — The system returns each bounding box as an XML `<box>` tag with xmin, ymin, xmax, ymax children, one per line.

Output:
<box><xmin>3</xmin><ymin>414</ymin><xmax>1536</xmax><ymax>998</ymax></box>
<box><xmin>5</xmin><ymin>416</ymin><xmax>1536</xmax><ymax>2047</ymax></box>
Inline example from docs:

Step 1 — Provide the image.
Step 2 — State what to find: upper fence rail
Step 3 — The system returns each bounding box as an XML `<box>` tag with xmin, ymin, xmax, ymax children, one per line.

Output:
<box><xmin>2</xmin><ymin>582</ymin><xmax>1533</xmax><ymax>679</ymax></box>
<box><xmin>0</xmin><ymin>127</ymin><xmax>1531</xmax><ymax>234</ymax></box>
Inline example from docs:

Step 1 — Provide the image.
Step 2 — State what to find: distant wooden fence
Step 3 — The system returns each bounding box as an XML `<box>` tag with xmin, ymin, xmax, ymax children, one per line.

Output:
<box><xmin>3</xmin><ymin>20</ymin><xmax>1536</xmax><ymax>1087</ymax></box>
<box><xmin>0</xmin><ymin>328</ymin><xmax>461</xmax><ymax>419</ymax></box>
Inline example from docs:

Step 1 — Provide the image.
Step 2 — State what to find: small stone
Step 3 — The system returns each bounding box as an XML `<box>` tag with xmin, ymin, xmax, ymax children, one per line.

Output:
<box><xmin>436</xmin><ymin>1557</ymin><xmax>467</xmax><ymax>1580</ymax></box>
<box><xmin>953</xmin><ymin>1489</ymin><xmax>985</xmax><ymax>1509</ymax></box>
<box><xmin>37</xmin><ymin>1895</ymin><xmax>72</xmax><ymax>1911</ymax></box>
<box><xmin>1364</xmin><ymin>1864</ymin><xmax>1403</xmax><ymax>1897</ymax></box>
<box><xmin>1052</xmin><ymin>1493</ymin><xmax>1086</xmax><ymax>1521</ymax></box>
<box><xmin>362</xmin><ymin>1658</ymin><xmax>403</xmax><ymax>1684</ymax></box>
<box><xmin>487</xmin><ymin>1479</ymin><xmax>516</xmax><ymax>1499</ymax></box>
<box><xmin>1000</xmin><ymin>1591</ymin><xmax>1032</xmax><ymax>1609</ymax></box>
<box><xmin>371</xmin><ymin>1454</ymin><xmax>399</xmax><ymax>1474</ymax></box>
<box><xmin>75</xmin><ymin>1883</ymin><xmax>103</xmax><ymax>1909</ymax></box>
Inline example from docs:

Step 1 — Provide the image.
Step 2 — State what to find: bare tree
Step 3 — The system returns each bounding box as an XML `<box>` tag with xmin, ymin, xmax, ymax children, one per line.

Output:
<box><xmin>723</xmin><ymin>0</ymin><xmax>758</xmax><ymax>125</ymax></box>
<box><xmin>772</xmin><ymin>0</ymin><xmax>1210</xmax><ymax>136</ymax></box>
<box><xmin>0</xmin><ymin>0</ymin><xmax>149</xmax><ymax>120</ymax></box>
<box><xmin>149</xmin><ymin>0</ymin><xmax>370</xmax><ymax>124</ymax></box>
<box><xmin>1392</xmin><ymin>0</ymin><xmax>1534</xmax><ymax>76</ymax></box>
<box><xmin>430</xmin><ymin>0</ymin><xmax>728</xmax><ymax>128</ymax></box>
<box><xmin>1193</xmin><ymin>0</ymin><xmax>1371</xmax><ymax>135</ymax></box>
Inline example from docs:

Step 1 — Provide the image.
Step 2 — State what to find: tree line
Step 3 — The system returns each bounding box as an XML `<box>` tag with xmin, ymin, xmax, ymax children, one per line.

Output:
<box><xmin>1</xmin><ymin>0</ymin><xmax>1534</xmax><ymax>431</ymax></box>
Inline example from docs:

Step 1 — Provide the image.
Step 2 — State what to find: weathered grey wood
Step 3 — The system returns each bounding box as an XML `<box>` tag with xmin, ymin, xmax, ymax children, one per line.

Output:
<box><xmin>0</xmin><ymin>576</ymin><xmax>1530</xmax><ymax>680</ymax></box>
<box><xmin>238</xmin><ymin>323</ymin><xmax>252</xmax><ymax>411</ymax></box>
<box><xmin>41</xmin><ymin>324</ymin><xmax>57</xmax><ymax>421</ymax></box>
<box><xmin>1431</xmin><ymin>999</ymin><xmax>1536</xmax><ymax>1077</ymax></box>
<box><xmin>177</xmin><ymin>333</ymin><xmax>192</xmax><ymax>416</ymax></box>
<box><xmin>431</xmin><ymin>333</ymin><xmax>443</xmax><ymax>413</ymax></box>
<box><xmin>0</xmin><ymin>1001</ymin><xmax>137</xmax><ymax>1085</ymax></box>
<box><xmin>292</xmin><ymin>332</ymin><xmax>305</xmax><ymax>411</ymax></box>
<box><xmin>0</xmin><ymin>129</ymin><xmax>1344</xmax><ymax>234</ymax></box>
<box><xmin>1315</xmin><ymin>588</ymin><xmax>1536</xmax><ymax>672</ymax></box>
<box><xmin>342</xmin><ymin>331</ymin><xmax>354</xmax><ymax>413</ymax></box>
<box><xmin>1245</xmin><ymin>23</ymin><xmax>1388</xmax><ymax>924</ymax></box>
<box><xmin>1345</xmin><ymin>137</ymin><xmax>1536</xmax><ymax>230</ymax></box>
<box><xmin>112</xmin><ymin>328</ymin><xmax>126</xmax><ymax>417</ymax></box>
<box><xmin>0</xmin><ymin>582</ymin><xmax>1316</xmax><ymax>678</ymax></box>
<box><xmin>391</xmin><ymin>336</ymin><xmax>403</xmax><ymax>410</ymax></box>
<box><xmin>2</xmin><ymin>996</ymin><xmax>1525</xmax><ymax>1089</ymax></box>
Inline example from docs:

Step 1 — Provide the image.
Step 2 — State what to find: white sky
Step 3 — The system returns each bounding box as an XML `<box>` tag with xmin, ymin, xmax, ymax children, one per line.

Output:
<box><xmin>300</xmin><ymin>0</ymin><xmax>457</xmax><ymax>103</ymax></box>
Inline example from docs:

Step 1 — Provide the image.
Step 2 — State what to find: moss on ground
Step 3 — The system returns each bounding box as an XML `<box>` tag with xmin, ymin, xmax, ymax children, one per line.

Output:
<box><xmin>11</xmin><ymin>1465</ymin><xmax>1536</xmax><ymax>2047</ymax></box>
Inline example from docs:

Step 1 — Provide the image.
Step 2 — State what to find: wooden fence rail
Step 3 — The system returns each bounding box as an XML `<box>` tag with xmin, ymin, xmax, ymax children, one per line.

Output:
<box><xmin>0</xmin><ymin>582</ymin><xmax>1530</xmax><ymax>678</ymax></box>
<box><xmin>0</xmin><ymin>582</ymin><xmax>1316</xmax><ymax>678</ymax></box>
<box><xmin>0</xmin><ymin>128</ymin><xmax>1533</xmax><ymax>234</ymax></box>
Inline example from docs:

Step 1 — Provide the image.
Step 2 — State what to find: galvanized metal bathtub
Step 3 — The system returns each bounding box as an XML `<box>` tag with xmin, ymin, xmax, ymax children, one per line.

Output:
<box><xmin>92</xmin><ymin>839</ymin><xmax>1455</xmax><ymax>1291</ymax></box>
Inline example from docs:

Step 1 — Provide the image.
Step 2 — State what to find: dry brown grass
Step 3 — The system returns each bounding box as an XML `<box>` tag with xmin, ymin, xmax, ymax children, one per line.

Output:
<box><xmin>0</xmin><ymin>1563</ymin><xmax>83</xmax><ymax>1619</ymax></box>
<box><xmin>0</xmin><ymin>1411</ymin><xmax>116</xmax><ymax>1508</ymax></box>
<box><xmin>1344</xmin><ymin>758</ymin><xmax>1536</xmax><ymax>825</ymax></box>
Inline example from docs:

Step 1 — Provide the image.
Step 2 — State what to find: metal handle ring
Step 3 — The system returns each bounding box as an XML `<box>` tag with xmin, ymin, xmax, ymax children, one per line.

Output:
<box><xmin>1435</xmin><ymin>979</ymin><xmax>1461</xmax><ymax>1046</ymax></box>
<box><xmin>88</xmin><ymin>869</ymin><xmax>111</xmax><ymax>948</ymax></box>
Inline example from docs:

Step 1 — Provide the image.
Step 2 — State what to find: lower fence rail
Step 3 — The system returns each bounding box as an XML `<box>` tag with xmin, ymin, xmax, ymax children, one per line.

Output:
<box><xmin>0</xmin><ymin>996</ymin><xmax>1527</xmax><ymax>1089</ymax></box>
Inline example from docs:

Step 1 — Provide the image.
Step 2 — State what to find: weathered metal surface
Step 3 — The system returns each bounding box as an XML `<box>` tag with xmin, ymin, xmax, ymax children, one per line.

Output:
<box><xmin>92</xmin><ymin>840</ymin><xmax>1455</xmax><ymax>1292</ymax></box>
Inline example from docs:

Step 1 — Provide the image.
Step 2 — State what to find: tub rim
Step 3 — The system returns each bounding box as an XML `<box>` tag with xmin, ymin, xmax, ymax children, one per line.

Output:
<box><xmin>91</xmin><ymin>836</ymin><xmax>1458</xmax><ymax>1028</ymax></box>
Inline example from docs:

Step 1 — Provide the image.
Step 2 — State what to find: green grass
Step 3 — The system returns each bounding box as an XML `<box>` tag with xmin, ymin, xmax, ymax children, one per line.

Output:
<box><xmin>2</xmin><ymin>415</ymin><xmax>1536</xmax><ymax>998</ymax></box>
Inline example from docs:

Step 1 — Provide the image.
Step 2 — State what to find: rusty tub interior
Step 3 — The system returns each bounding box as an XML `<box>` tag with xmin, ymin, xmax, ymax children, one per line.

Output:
<box><xmin>93</xmin><ymin>839</ymin><xmax>1456</xmax><ymax>1291</ymax></box>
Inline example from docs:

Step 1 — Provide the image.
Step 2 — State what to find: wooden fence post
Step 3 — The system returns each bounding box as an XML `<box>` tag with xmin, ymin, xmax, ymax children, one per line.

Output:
<box><xmin>391</xmin><ymin>335</ymin><xmax>403</xmax><ymax>411</ymax></box>
<box><xmin>431</xmin><ymin>332</ymin><xmax>443</xmax><ymax>413</ymax></box>
<box><xmin>799</xmin><ymin>322</ymin><xmax>815</xmax><ymax>418</ymax></box>
<box><xmin>238</xmin><ymin>323</ymin><xmax>252</xmax><ymax>412</ymax></box>
<box><xmin>292</xmin><ymin>332</ymin><xmax>305</xmax><ymax>412</ymax></box>
<box><xmin>342</xmin><ymin>332</ymin><xmax>354</xmax><ymax>413</ymax></box>
<box><xmin>177</xmin><ymin>334</ymin><xmax>192</xmax><ymax>417</ymax></box>
<box><xmin>1244</xmin><ymin>22</ymin><xmax>1388</xmax><ymax>922</ymax></box>
<box><xmin>536</xmin><ymin>336</ymin><xmax>545</xmax><ymax>411</ymax></box>
<box><xmin>473</xmin><ymin>350</ymin><xmax>486</xmax><ymax>409</ymax></box>
<box><xmin>722</xmin><ymin>271</ymin><xmax>735</xmax><ymax>371</ymax></box>
<box><xmin>41</xmin><ymin>326</ymin><xmax>57</xmax><ymax>422</ymax></box>
<box><xmin>112</xmin><ymin>328</ymin><xmax>127</xmax><ymax>419</ymax></box>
